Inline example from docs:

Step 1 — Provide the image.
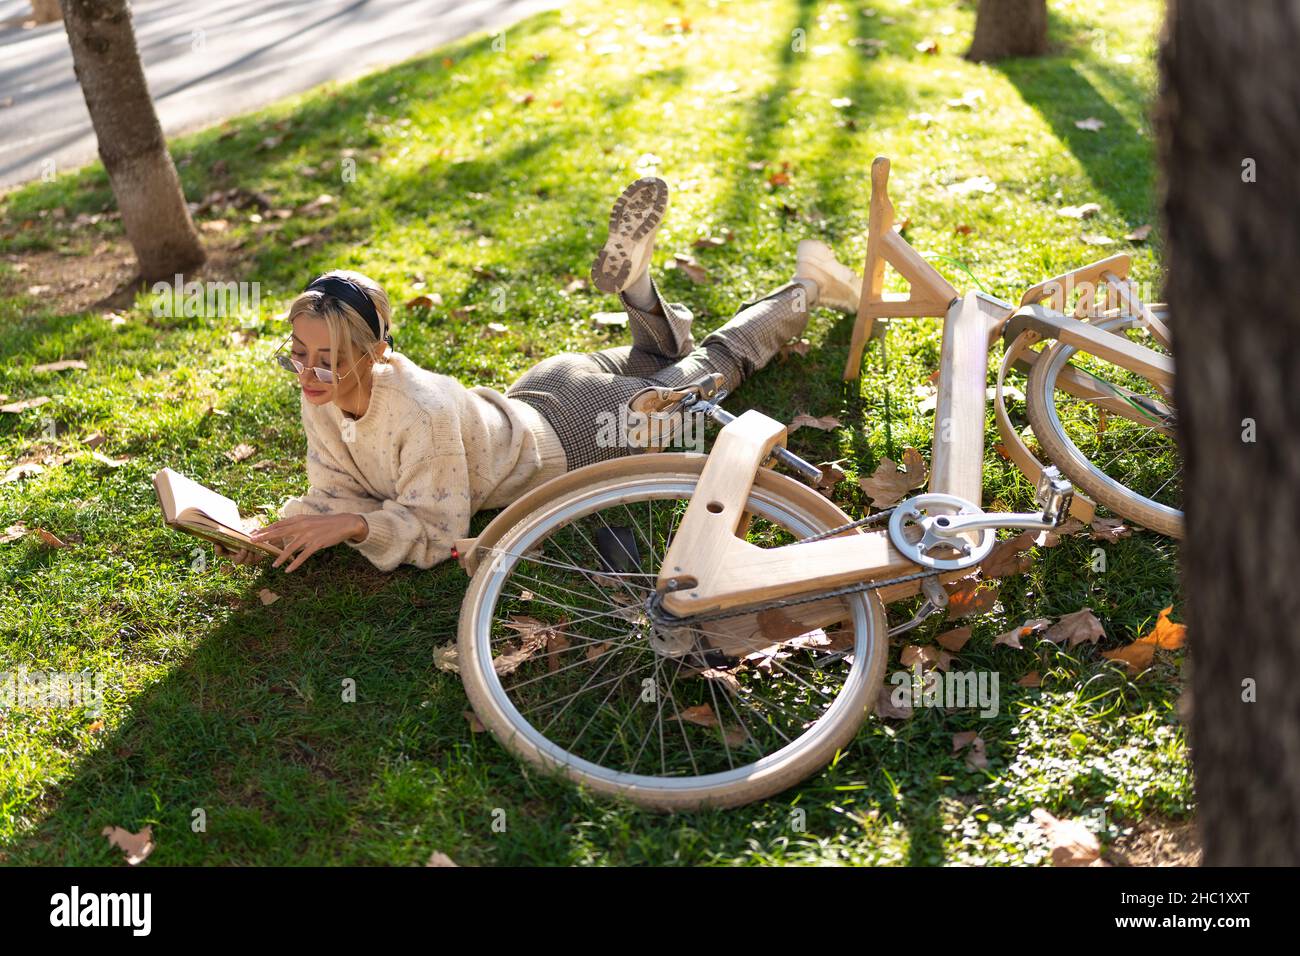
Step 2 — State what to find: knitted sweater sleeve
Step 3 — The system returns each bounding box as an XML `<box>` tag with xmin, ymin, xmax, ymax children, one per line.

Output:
<box><xmin>280</xmin><ymin>402</ymin><xmax>471</xmax><ymax>571</ymax></box>
<box><xmin>342</xmin><ymin>433</ymin><xmax>473</xmax><ymax>571</ymax></box>
<box><xmin>279</xmin><ymin>405</ymin><xmax>386</xmax><ymax>521</ymax></box>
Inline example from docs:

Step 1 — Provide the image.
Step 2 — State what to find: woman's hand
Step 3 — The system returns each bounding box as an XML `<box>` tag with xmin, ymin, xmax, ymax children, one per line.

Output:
<box><xmin>213</xmin><ymin>542</ymin><xmax>269</xmax><ymax>566</ymax></box>
<box><xmin>250</xmin><ymin>513</ymin><xmax>369</xmax><ymax>573</ymax></box>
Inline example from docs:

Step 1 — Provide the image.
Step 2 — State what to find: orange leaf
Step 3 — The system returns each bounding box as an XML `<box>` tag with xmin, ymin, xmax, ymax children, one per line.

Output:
<box><xmin>1136</xmin><ymin>606</ymin><xmax>1186</xmax><ymax>650</ymax></box>
<box><xmin>946</xmin><ymin>579</ymin><xmax>999</xmax><ymax>620</ymax></box>
<box><xmin>1103</xmin><ymin>642</ymin><xmax>1155</xmax><ymax>674</ymax></box>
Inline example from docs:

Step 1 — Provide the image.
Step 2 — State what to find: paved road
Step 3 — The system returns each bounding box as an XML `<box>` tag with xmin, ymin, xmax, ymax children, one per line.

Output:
<box><xmin>0</xmin><ymin>0</ymin><xmax>563</xmax><ymax>190</ymax></box>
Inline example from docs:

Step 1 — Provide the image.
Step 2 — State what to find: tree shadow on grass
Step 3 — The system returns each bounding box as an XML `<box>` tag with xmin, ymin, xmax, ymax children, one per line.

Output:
<box><xmin>2</xmin><ymin>546</ymin><xmax>585</xmax><ymax>865</ymax></box>
<box><xmin>995</xmin><ymin>15</ymin><xmax>1155</xmax><ymax>225</ymax></box>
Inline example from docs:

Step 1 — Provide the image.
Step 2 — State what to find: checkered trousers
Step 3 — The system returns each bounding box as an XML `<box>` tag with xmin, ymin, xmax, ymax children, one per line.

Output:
<box><xmin>507</xmin><ymin>274</ymin><xmax>810</xmax><ymax>470</ymax></box>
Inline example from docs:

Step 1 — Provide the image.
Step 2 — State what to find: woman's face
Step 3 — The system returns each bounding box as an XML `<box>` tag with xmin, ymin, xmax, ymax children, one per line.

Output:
<box><xmin>290</xmin><ymin>315</ymin><xmax>370</xmax><ymax>408</ymax></box>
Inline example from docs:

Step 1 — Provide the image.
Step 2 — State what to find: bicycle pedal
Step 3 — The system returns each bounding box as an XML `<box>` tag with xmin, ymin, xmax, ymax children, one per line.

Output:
<box><xmin>595</xmin><ymin>525</ymin><xmax>641</xmax><ymax>573</ymax></box>
<box><xmin>1035</xmin><ymin>466</ymin><xmax>1074</xmax><ymax>524</ymax></box>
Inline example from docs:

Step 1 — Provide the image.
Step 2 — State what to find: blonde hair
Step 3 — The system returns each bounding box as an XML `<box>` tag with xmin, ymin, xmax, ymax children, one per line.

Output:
<box><xmin>286</xmin><ymin>270</ymin><xmax>393</xmax><ymax>377</ymax></box>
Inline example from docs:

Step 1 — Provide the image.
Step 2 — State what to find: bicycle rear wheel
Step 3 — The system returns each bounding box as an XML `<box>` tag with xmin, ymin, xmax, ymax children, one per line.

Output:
<box><xmin>1025</xmin><ymin>312</ymin><xmax>1183</xmax><ymax>537</ymax></box>
<box><xmin>457</xmin><ymin>456</ymin><xmax>888</xmax><ymax>810</ymax></box>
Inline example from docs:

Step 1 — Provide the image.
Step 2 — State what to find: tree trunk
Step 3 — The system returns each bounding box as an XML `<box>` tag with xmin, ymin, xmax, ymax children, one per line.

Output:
<box><xmin>31</xmin><ymin>0</ymin><xmax>63</xmax><ymax>22</ymax></box>
<box><xmin>1158</xmin><ymin>0</ymin><xmax>1300</xmax><ymax>866</ymax></box>
<box><xmin>966</xmin><ymin>0</ymin><xmax>1048</xmax><ymax>61</ymax></box>
<box><xmin>58</xmin><ymin>0</ymin><xmax>204</xmax><ymax>282</ymax></box>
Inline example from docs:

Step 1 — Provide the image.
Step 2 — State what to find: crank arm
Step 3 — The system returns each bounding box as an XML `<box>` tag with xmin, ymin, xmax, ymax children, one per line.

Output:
<box><xmin>886</xmin><ymin>577</ymin><xmax>950</xmax><ymax>637</ymax></box>
<box><xmin>928</xmin><ymin>465</ymin><xmax>1074</xmax><ymax>541</ymax></box>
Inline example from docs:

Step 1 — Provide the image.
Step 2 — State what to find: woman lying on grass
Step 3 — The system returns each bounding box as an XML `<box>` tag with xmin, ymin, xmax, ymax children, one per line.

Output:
<box><xmin>217</xmin><ymin>177</ymin><xmax>864</xmax><ymax>572</ymax></box>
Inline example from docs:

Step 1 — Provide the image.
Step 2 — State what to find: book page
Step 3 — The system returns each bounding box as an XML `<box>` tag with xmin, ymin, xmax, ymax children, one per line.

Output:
<box><xmin>154</xmin><ymin>468</ymin><xmax>243</xmax><ymax>529</ymax></box>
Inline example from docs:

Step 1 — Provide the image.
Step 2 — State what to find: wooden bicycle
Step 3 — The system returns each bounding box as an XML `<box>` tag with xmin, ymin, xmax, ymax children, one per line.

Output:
<box><xmin>451</xmin><ymin>158</ymin><xmax>1179</xmax><ymax>810</ymax></box>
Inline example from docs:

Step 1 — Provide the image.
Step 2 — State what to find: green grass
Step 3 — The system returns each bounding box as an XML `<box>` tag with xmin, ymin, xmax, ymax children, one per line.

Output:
<box><xmin>0</xmin><ymin>0</ymin><xmax>1187</xmax><ymax>865</ymax></box>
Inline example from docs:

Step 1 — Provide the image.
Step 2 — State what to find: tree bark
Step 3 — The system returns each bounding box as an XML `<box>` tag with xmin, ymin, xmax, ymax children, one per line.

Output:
<box><xmin>966</xmin><ymin>0</ymin><xmax>1048</xmax><ymax>61</ymax></box>
<box><xmin>58</xmin><ymin>0</ymin><xmax>204</xmax><ymax>281</ymax></box>
<box><xmin>1158</xmin><ymin>0</ymin><xmax>1300</xmax><ymax>866</ymax></box>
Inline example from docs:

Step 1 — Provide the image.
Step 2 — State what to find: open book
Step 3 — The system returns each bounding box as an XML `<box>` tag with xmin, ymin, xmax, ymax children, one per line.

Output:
<box><xmin>152</xmin><ymin>467</ymin><xmax>282</xmax><ymax>556</ymax></box>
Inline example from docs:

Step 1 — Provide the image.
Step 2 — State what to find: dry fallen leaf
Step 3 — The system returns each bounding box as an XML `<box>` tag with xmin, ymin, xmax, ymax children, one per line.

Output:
<box><xmin>670</xmin><ymin>253</ymin><xmax>711</xmax><ymax>284</ymax></box>
<box><xmin>426</xmin><ymin>850</ymin><xmax>460</xmax><ymax>866</ymax></box>
<box><xmin>1043</xmin><ymin>608</ymin><xmax>1105</xmax><ymax>647</ymax></box>
<box><xmin>936</xmin><ymin>626</ymin><xmax>972</xmax><ymax>652</ymax></box>
<box><xmin>1</xmin><ymin>396</ymin><xmax>51</xmax><ymax>413</ymax></box>
<box><xmin>1031</xmin><ymin>808</ymin><xmax>1104</xmax><ymax>866</ymax></box>
<box><xmin>463</xmin><ymin>710</ymin><xmax>487</xmax><ymax>733</ymax></box>
<box><xmin>788</xmin><ymin>413</ymin><xmax>841</xmax><ymax>434</ymax></box>
<box><xmin>1074</xmin><ymin>117</ymin><xmax>1106</xmax><ymax>131</ymax></box>
<box><xmin>698</xmin><ymin>667</ymin><xmax>741</xmax><ymax>693</ymax></box>
<box><xmin>778</xmin><ymin>338</ymin><xmax>811</xmax><ymax>361</ymax></box>
<box><xmin>545</xmin><ymin>628</ymin><xmax>571</xmax><ymax>673</ymax></box>
<box><xmin>858</xmin><ymin>447</ymin><xmax>928</xmax><ymax>508</ymax></box>
<box><xmin>874</xmin><ymin>683</ymin><xmax>913</xmax><ymax>720</ymax></box>
<box><xmin>494</xmin><ymin>616</ymin><xmax>555</xmax><ymax>675</ymax></box>
<box><xmin>1</xmin><ymin>522</ymin><xmax>28</xmax><ymax>543</ymax></box>
<box><xmin>947</xmin><ymin>175</ymin><xmax>997</xmax><ymax>196</ymax></box>
<box><xmin>36</xmin><ymin>528</ymin><xmax>67</xmax><ymax>549</ymax></box>
<box><xmin>1137</xmin><ymin>606</ymin><xmax>1186</xmax><ymax>650</ymax></box>
<box><xmin>1103</xmin><ymin>607</ymin><xmax>1185</xmax><ymax>674</ymax></box>
<box><xmin>101</xmin><ymin>824</ymin><xmax>155</xmax><ymax>865</ymax></box>
<box><xmin>258</xmin><ymin>588</ymin><xmax>280</xmax><ymax>606</ymax></box>
<box><xmin>1036</xmin><ymin>517</ymin><xmax>1087</xmax><ymax>547</ymax></box>
<box><xmin>815</xmin><ymin>460</ymin><xmax>846</xmax><ymax>491</ymax></box>
<box><xmin>980</xmin><ymin>530</ymin><xmax>1038</xmax><ymax>578</ymax></box>
<box><xmin>2</xmin><ymin>463</ymin><xmax>44</xmax><ymax>484</ymax></box>
<box><xmin>994</xmin><ymin>618</ymin><xmax>1051</xmax><ymax>649</ymax></box>
<box><xmin>1090</xmin><ymin>517</ymin><xmax>1132</xmax><ymax>542</ymax></box>
<box><xmin>1080</xmin><ymin>233</ymin><xmax>1116</xmax><ymax>246</ymax></box>
<box><xmin>1057</xmin><ymin>202</ymin><xmax>1103</xmax><ymax>219</ymax></box>
<box><xmin>1103</xmin><ymin>642</ymin><xmax>1154</xmax><ymax>674</ymax></box>
<box><xmin>91</xmin><ymin>450</ymin><xmax>130</xmax><ymax>468</ymax></box>
<box><xmin>945</xmin><ymin>578</ymin><xmax>999</xmax><ymax>620</ymax></box>
<box><xmin>952</xmin><ymin>731</ymin><xmax>989</xmax><ymax>769</ymax></box>
<box><xmin>673</xmin><ymin>704</ymin><xmax>748</xmax><ymax>746</ymax></box>
<box><xmin>32</xmin><ymin>359</ymin><xmax>88</xmax><ymax>373</ymax></box>
<box><xmin>901</xmin><ymin>644</ymin><xmax>953</xmax><ymax>672</ymax></box>
<box><xmin>433</xmin><ymin>642</ymin><xmax>460</xmax><ymax>673</ymax></box>
<box><xmin>226</xmin><ymin>443</ymin><xmax>256</xmax><ymax>463</ymax></box>
<box><xmin>1017</xmin><ymin>671</ymin><xmax>1042</xmax><ymax>687</ymax></box>
<box><xmin>1125</xmin><ymin>224</ymin><xmax>1153</xmax><ymax>242</ymax></box>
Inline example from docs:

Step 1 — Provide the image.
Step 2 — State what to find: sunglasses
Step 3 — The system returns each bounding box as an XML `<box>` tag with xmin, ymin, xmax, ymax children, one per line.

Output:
<box><xmin>272</xmin><ymin>335</ymin><xmax>352</xmax><ymax>384</ymax></box>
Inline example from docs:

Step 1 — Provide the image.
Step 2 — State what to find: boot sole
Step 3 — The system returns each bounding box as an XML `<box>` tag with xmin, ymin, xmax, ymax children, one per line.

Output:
<box><xmin>591</xmin><ymin>177</ymin><xmax>669</xmax><ymax>294</ymax></box>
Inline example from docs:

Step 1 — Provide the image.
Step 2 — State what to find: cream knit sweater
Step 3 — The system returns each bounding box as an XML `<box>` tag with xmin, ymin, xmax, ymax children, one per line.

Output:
<box><xmin>278</xmin><ymin>352</ymin><xmax>568</xmax><ymax>570</ymax></box>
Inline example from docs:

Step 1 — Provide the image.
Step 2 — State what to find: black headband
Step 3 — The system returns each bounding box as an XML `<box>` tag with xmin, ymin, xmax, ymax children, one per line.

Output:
<box><xmin>303</xmin><ymin>275</ymin><xmax>393</xmax><ymax>348</ymax></box>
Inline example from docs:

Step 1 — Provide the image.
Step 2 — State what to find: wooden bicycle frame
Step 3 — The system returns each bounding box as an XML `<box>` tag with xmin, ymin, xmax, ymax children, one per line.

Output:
<box><xmin>657</xmin><ymin>159</ymin><xmax>1173</xmax><ymax>619</ymax></box>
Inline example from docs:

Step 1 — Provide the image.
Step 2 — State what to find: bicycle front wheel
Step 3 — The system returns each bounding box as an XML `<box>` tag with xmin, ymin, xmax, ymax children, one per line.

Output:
<box><xmin>1025</xmin><ymin>312</ymin><xmax>1183</xmax><ymax>537</ymax></box>
<box><xmin>457</xmin><ymin>456</ymin><xmax>888</xmax><ymax>811</ymax></box>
